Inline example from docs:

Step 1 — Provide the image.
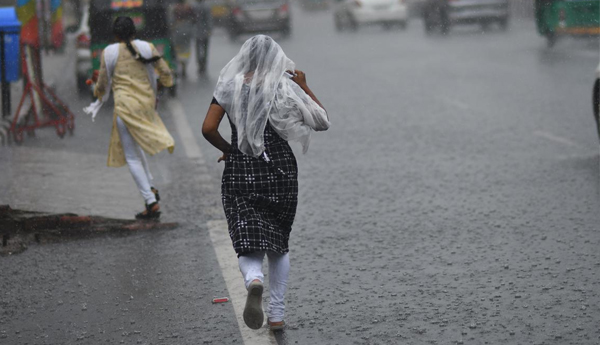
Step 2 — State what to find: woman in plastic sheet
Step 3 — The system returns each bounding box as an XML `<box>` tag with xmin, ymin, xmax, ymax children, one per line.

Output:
<box><xmin>202</xmin><ymin>35</ymin><xmax>330</xmax><ymax>331</ymax></box>
<box><xmin>84</xmin><ymin>16</ymin><xmax>175</xmax><ymax>220</ymax></box>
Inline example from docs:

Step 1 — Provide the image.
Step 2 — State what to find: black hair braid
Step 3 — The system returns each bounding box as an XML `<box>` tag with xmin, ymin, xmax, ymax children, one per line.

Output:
<box><xmin>113</xmin><ymin>16</ymin><xmax>161</xmax><ymax>65</ymax></box>
<box><xmin>124</xmin><ymin>40</ymin><xmax>162</xmax><ymax>64</ymax></box>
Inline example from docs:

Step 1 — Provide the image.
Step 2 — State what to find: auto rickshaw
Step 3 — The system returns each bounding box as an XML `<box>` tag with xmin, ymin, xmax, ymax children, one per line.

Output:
<box><xmin>88</xmin><ymin>0</ymin><xmax>178</xmax><ymax>95</ymax></box>
<box><xmin>535</xmin><ymin>0</ymin><xmax>600</xmax><ymax>47</ymax></box>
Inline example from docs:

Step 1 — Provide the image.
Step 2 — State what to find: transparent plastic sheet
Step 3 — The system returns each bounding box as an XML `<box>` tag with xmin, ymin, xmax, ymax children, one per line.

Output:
<box><xmin>213</xmin><ymin>35</ymin><xmax>330</xmax><ymax>157</ymax></box>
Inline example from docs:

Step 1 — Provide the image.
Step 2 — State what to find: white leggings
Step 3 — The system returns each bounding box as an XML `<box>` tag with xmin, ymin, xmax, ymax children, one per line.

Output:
<box><xmin>116</xmin><ymin>117</ymin><xmax>156</xmax><ymax>205</ymax></box>
<box><xmin>238</xmin><ymin>251</ymin><xmax>290</xmax><ymax>322</ymax></box>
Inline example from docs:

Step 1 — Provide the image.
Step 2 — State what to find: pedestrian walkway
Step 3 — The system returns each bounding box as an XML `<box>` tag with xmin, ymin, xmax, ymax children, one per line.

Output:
<box><xmin>0</xmin><ymin>145</ymin><xmax>145</xmax><ymax>218</ymax></box>
<box><xmin>0</xmin><ymin>37</ymin><xmax>159</xmax><ymax>219</ymax></box>
<box><xmin>0</xmin><ymin>50</ymin><xmax>69</xmax><ymax>145</ymax></box>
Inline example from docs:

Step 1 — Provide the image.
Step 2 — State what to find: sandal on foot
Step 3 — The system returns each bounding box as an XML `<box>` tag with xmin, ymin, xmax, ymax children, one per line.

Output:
<box><xmin>135</xmin><ymin>202</ymin><xmax>161</xmax><ymax>220</ymax></box>
<box><xmin>268</xmin><ymin>319</ymin><xmax>285</xmax><ymax>332</ymax></box>
<box><xmin>243</xmin><ymin>280</ymin><xmax>264</xmax><ymax>330</ymax></box>
<box><xmin>151</xmin><ymin>187</ymin><xmax>160</xmax><ymax>202</ymax></box>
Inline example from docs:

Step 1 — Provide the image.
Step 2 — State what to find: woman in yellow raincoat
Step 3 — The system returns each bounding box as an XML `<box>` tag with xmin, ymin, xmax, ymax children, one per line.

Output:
<box><xmin>85</xmin><ymin>16</ymin><xmax>174</xmax><ymax>219</ymax></box>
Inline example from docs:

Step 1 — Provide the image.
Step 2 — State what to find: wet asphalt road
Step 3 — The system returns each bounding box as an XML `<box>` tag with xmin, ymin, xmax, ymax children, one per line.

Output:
<box><xmin>2</xmin><ymin>5</ymin><xmax>600</xmax><ymax>345</ymax></box>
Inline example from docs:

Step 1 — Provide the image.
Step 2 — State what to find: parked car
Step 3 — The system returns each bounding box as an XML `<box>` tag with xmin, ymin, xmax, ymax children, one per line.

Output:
<box><xmin>333</xmin><ymin>0</ymin><xmax>408</xmax><ymax>31</ymax></box>
<box><xmin>422</xmin><ymin>0</ymin><xmax>509</xmax><ymax>34</ymax></box>
<box><xmin>593</xmin><ymin>63</ymin><xmax>600</xmax><ymax>141</ymax></box>
<box><xmin>74</xmin><ymin>6</ymin><xmax>91</xmax><ymax>94</ymax></box>
<box><xmin>227</xmin><ymin>0</ymin><xmax>291</xmax><ymax>41</ymax></box>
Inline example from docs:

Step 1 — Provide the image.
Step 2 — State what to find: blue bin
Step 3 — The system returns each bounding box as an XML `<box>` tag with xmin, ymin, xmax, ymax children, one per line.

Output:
<box><xmin>0</xmin><ymin>7</ymin><xmax>21</xmax><ymax>82</ymax></box>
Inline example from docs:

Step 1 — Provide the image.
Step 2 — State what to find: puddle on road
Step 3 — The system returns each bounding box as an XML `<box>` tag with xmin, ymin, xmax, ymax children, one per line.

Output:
<box><xmin>0</xmin><ymin>205</ymin><xmax>178</xmax><ymax>256</ymax></box>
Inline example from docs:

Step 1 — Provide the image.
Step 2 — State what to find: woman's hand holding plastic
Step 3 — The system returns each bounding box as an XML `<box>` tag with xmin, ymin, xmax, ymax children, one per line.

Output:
<box><xmin>288</xmin><ymin>70</ymin><xmax>307</xmax><ymax>88</ymax></box>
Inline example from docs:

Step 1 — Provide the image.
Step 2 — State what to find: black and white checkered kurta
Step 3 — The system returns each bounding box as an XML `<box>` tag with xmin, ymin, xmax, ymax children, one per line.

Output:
<box><xmin>213</xmin><ymin>97</ymin><xmax>298</xmax><ymax>256</ymax></box>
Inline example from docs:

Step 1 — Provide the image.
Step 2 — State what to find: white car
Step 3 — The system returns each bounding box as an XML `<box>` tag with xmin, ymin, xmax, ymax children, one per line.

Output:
<box><xmin>227</xmin><ymin>0</ymin><xmax>292</xmax><ymax>40</ymax></box>
<box><xmin>422</xmin><ymin>0</ymin><xmax>509</xmax><ymax>34</ymax></box>
<box><xmin>73</xmin><ymin>6</ymin><xmax>91</xmax><ymax>93</ymax></box>
<box><xmin>334</xmin><ymin>0</ymin><xmax>408</xmax><ymax>31</ymax></box>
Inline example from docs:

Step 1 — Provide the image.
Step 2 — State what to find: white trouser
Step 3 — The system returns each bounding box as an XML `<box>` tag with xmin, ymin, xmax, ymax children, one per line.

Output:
<box><xmin>116</xmin><ymin>116</ymin><xmax>156</xmax><ymax>205</ymax></box>
<box><xmin>238</xmin><ymin>251</ymin><xmax>290</xmax><ymax>322</ymax></box>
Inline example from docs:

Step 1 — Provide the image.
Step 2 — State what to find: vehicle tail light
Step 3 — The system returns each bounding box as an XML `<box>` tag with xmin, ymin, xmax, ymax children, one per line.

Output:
<box><xmin>279</xmin><ymin>3</ymin><xmax>289</xmax><ymax>12</ymax></box>
<box><xmin>353</xmin><ymin>0</ymin><xmax>361</xmax><ymax>7</ymax></box>
<box><xmin>232</xmin><ymin>6</ymin><xmax>242</xmax><ymax>16</ymax></box>
<box><xmin>76</xmin><ymin>33</ymin><xmax>90</xmax><ymax>49</ymax></box>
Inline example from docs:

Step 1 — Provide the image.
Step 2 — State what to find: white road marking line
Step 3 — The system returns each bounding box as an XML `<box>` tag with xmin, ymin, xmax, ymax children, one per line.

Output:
<box><xmin>533</xmin><ymin>130</ymin><xmax>581</xmax><ymax>148</ymax></box>
<box><xmin>167</xmin><ymin>99</ymin><xmax>204</xmax><ymax>159</ymax></box>
<box><xmin>205</xmin><ymin>206</ymin><xmax>225</xmax><ymax>216</ymax></box>
<box><xmin>167</xmin><ymin>99</ymin><xmax>275</xmax><ymax>344</ymax></box>
<box><xmin>208</xmin><ymin>220</ymin><xmax>277</xmax><ymax>345</ymax></box>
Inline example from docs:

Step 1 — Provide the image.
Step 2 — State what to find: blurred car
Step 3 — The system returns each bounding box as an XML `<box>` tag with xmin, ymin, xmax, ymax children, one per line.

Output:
<box><xmin>422</xmin><ymin>0</ymin><xmax>509</xmax><ymax>34</ymax></box>
<box><xmin>227</xmin><ymin>0</ymin><xmax>291</xmax><ymax>40</ymax></box>
<box><xmin>333</xmin><ymin>0</ymin><xmax>408</xmax><ymax>31</ymax></box>
<box><xmin>74</xmin><ymin>6</ymin><xmax>91</xmax><ymax>93</ymax></box>
<box><xmin>593</xmin><ymin>63</ymin><xmax>600</xmax><ymax>141</ymax></box>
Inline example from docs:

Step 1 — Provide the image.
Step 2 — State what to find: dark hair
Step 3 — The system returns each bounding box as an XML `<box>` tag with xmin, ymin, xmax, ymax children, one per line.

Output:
<box><xmin>247</xmin><ymin>36</ymin><xmax>273</xmax><ymax>72</ymax></box>
<box><xmin>113</xmin><ymin>16</ymin><xmax>161</xmax><ymax>64</ymax></box>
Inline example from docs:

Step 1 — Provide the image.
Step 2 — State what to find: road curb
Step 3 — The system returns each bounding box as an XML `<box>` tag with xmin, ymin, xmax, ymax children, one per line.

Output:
<box><xmin>0</xmin><ymin>205</ymin><xmax>179</xmax><ymax>256</ymax></box>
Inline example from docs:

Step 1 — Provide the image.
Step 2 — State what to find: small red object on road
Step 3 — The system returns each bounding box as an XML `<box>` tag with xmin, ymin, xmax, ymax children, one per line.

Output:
<box><xmin>212</xmin><ymin>297</ymin><xmax>229</xmax><ymax>304</ymax></box>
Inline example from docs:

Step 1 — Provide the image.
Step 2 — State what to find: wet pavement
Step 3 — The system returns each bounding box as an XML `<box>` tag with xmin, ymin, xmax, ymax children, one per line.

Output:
<box><xmin>1</xmin><ymin>5</ymin><xmax>599</xmax><ymax>345</ymax></box>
